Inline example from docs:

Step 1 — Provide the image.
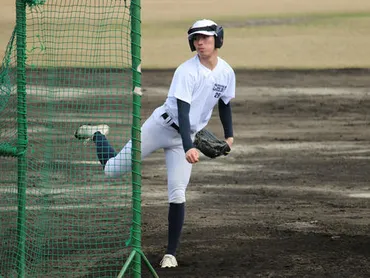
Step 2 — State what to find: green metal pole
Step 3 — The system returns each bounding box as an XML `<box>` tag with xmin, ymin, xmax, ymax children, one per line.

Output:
<box><xmin>130</xmin><ymin>0</ymin><xmax>143</xmax><ymax>277</ymax></box>
<box><xmin>15</xmin><ymin>0</ymin><xmax>28</xmax><ymax>277</ymax></box>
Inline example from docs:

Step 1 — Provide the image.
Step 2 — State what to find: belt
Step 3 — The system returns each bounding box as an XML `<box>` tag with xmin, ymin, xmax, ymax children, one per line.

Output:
<box><xmin>161</xmin><ymin>112</ymin><xmax>179</xmax><ymax>132</ymax></box>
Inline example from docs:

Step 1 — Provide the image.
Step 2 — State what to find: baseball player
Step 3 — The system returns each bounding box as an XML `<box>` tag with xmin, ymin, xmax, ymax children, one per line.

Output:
<box><xmin>74</xmin><ymin>19</ymin><xmax>236</xmax><ymax>268</ymax></box>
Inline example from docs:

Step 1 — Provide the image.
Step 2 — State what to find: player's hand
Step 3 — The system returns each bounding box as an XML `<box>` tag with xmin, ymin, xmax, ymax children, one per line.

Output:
<box><xmin>225</xmin><ymin>137</ymin><xmax>234</xmax><ymax>148</ymax></box>
<box><xmin>186</xmin><ymin>148</ymin><xmax>199</xmax><ymax>164</ymax></box>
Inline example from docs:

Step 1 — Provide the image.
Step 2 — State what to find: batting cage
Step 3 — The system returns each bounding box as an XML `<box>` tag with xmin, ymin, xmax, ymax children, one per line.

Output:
<box><xmin>0</xmin><ymin>0</ymin><xmax>157</xmax><ymax>277</ymax></box>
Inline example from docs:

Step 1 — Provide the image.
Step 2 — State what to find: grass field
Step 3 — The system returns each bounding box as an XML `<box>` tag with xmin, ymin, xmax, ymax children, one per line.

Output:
<box><xmin>1</xmin><ymin>1</ymin><xmax>370</xmax><ymax>68</ymax></box>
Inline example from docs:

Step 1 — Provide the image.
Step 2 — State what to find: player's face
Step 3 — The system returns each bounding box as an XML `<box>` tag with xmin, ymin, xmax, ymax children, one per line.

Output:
<box><xmin>193</xmin><ymin>34</ymin><xmax>216</xmax><ymax>57</ymax></box>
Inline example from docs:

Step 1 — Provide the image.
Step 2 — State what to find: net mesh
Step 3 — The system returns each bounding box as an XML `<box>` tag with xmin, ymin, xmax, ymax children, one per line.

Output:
<box><xmin>0</xmin><ymin>1</ymin><xmax>135</xmax><ymax>277</ymax></box>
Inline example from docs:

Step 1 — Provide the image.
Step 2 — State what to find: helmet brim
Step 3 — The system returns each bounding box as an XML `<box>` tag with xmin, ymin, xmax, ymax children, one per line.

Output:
<box><xmin>188</xmin><ymin>30</ymin><xmax>216</xmax><ymax>39</ymax></box>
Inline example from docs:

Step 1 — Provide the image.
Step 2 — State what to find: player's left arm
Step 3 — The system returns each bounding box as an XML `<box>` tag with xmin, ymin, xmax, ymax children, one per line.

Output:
<box><xmin>218</xmin><ymin>99</ymin><xmax>234</xmax><ymax>148</ymax></box>
<box><xmin>218</xmin><ymin>70</ymin><xmax>236</xmax><ymax>147</ymax></box>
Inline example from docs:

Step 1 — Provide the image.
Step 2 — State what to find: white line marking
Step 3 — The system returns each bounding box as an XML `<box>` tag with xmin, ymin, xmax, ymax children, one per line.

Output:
<box><xmin>348</xmin><ymin>193</ymin><xmax>370</xmax><ymax>198</ymax></box>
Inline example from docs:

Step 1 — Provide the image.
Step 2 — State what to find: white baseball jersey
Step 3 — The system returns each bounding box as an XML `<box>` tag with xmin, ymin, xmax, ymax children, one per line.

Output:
<box><xmin>163</xmin><ymin>55</ymin><xmax>235</xmax><ymax>133</ymax></box>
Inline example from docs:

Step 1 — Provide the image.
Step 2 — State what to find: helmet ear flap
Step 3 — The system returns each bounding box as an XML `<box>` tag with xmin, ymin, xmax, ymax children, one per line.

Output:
<box><xmin>215</xmin><ymin>26</ymin><xmax>224</xmax><ymax>49</ymax></box>
<box><xmin>188</xmin><ymin>37</ymin><xmax>196</xmax><ymax>52</ymax></box>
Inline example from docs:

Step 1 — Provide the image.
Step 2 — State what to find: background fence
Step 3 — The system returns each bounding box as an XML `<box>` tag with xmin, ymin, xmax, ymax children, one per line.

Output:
<box><xmin>0</xmin><ymin>1</ymin><xmax>154</xmax><ymax>277</ymax></box>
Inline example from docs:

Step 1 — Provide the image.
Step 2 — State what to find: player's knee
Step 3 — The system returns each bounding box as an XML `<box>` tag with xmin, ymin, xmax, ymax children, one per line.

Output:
<box><xmin>104</xmin><ymin>158</ymin><xmax>131</xmax><ymax>178</ymax></box>
<box><xmin>104</xmin><ymin>166</ymin><xmax>120</xmax><ymax>178</ymax></box>
<box><xmin>168</xmin><ymin>187</ymin><xmax>186</xmax><ymax>203</ymax></box>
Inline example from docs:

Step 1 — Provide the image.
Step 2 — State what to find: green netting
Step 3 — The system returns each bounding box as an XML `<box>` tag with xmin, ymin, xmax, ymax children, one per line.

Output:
<box><xmin>25</xmin><ymin>0</ymin><xmax>46</xmax><ymax>7</ymax></box>
<box><xmin>0</xmin><ymin>22</ymin><xmax>19</xmax><ymax>278</ymax></box>
<box><xmin>0</xmin><ymin>1</ymin><xmax>153</xmax><ymax>277</ymax></box>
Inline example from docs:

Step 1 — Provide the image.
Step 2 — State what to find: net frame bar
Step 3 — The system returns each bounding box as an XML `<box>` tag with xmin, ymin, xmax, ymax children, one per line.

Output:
<box><xmin>15</xmin><ymin>0</ymin><xmax>28</xmax><ymax>277</ymax></box>
<box><xmin>118</xmin><ymin>0</ymin><xmax>158</xmax><ymax>276</ymax></box>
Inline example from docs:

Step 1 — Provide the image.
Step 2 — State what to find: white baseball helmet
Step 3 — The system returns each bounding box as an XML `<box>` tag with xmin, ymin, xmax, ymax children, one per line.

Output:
<box><xmin>187</xmin><ymin>19</ymin><xmax>224</xmax><ymax>51</ymax></box>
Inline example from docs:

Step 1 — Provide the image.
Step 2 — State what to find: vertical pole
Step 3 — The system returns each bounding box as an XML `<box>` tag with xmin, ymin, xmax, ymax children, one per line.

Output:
<box><xmin>130</xmin><ymin>0</ymin><xmax>142</xmax><ymax>277</ymax></box>
<box><xmin>15</xmin><ymin>0</ymin><xmax>28</xmax><ymax>277</ymax></box>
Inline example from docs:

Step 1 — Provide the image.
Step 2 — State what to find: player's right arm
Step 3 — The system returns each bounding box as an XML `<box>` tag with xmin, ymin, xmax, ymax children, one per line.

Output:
<box><xmin>168</xmin><ymin>62</ymin><xmax>199</xmax><ymax>163</ymax></box>
<box><xmin>177</xmin><ymin>99</ymin><xmax>199</xmax><ymax>164</ymax></box>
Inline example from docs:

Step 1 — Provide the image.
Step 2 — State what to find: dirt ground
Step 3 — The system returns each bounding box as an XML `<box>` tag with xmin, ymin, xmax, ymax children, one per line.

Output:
<box><xmin>138</xmin><ymin>69</ymin><xmax>370</xmax><ymax>278</ymax></box>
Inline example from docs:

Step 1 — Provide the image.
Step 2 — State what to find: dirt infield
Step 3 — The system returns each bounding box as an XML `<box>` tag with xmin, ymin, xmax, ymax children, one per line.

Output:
<box><xmin>139</xmin><ymin>69</ymin><xmax>370</xmax><ymax>278</ymax></box>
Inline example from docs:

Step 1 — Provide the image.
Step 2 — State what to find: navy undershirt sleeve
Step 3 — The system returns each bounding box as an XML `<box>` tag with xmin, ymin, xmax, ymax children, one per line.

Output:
<box><xmin>218</xmin><ymin>99</ymin><xmax>234</xmax><ymax>138</ymax></box>
<box><xmin>177</xmin><ymin>99</ymin><xmax>193</xmax><ymax>152</ymax></box>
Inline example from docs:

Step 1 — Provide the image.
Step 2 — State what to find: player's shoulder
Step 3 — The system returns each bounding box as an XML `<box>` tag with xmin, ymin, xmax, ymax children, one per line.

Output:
<box><xmin>177</xmin><ymin>55</ymin><xmax>198</xmax><ymax>70</ymax></box>
<box><xmin>174</xmin><ymin>56</ymin><xmax>198</xmax><ymax>76</ymax></box>
<box><xmin>218</xmin><ymin>57</ymin><xmax>235</xmax><ymax>74</ymax></box>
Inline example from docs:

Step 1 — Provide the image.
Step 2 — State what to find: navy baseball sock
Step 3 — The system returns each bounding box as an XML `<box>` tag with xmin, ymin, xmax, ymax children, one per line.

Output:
<box><xmin>166</xmin><ymin>202</ymin><xmax>185</xmax><ymax>256</ymax></box>
<box><xmin>93</xmin><ymin>131</ymin><xmax>116</xmax><ymax>166</ymax></box>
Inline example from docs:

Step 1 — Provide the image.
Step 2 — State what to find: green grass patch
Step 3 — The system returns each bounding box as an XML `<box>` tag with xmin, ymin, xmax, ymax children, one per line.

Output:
<box><xmin>1</xmin><ymin>9</ymin><xmax>370</xmax><ymax>69</ymax></box>
<box><xmin>141</xmin><ymin>11</ymin><xmax>370</xmax><ymax>69</ymax></box>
